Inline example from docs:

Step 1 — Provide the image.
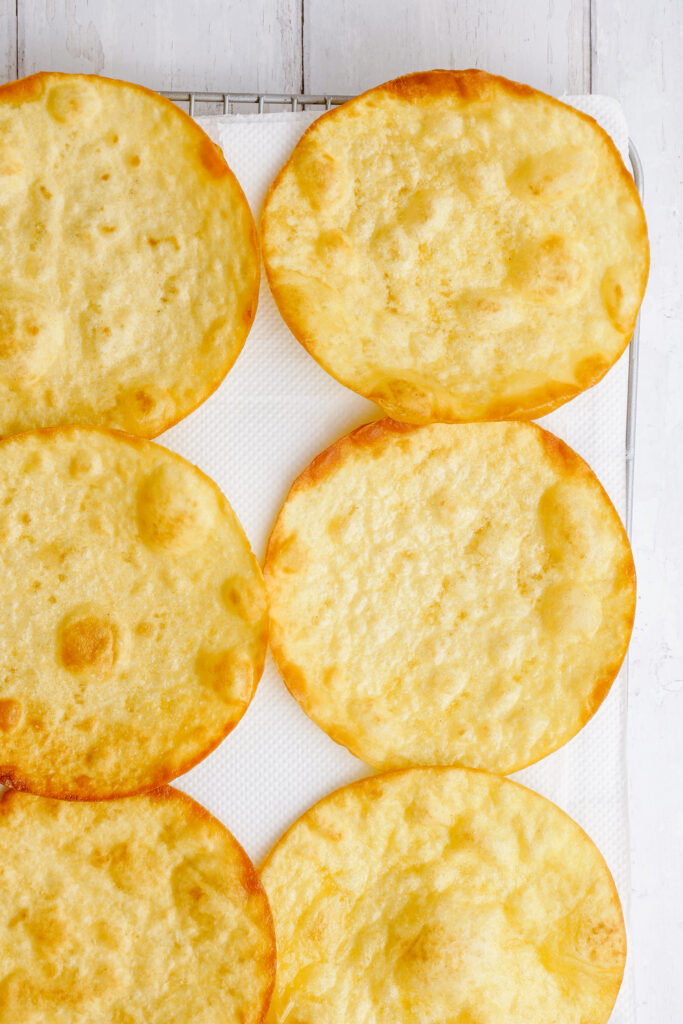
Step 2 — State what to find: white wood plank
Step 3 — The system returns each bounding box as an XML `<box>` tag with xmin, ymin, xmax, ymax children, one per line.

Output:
<box><xmin>0</xmin><ymin>0</ymin><xmax>17</xmax><ymax>81</ymax></box>
<box><xmin>592</xmin><ymin>2</ymin><xmax>683</xmax><ymax>1022</ymax></box>
<box><xmin>305</xmin><ymin>0</ymin><xmax>590</xmax><ymax>96</ymax></box>
<box><xmin>18</xmin><ymin>0</ymin><xmax>302</xmax><ymax>92</ymax></box>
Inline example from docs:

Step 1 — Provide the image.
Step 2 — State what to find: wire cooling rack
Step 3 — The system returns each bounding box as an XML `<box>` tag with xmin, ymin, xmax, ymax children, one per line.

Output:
<box><xmin>163</xmin><ymin>90</ymin><xmax>645</xmax><ymax>540</ymax></box>
<box><xmin>162</xmin><ymin>91</ymin><xmax>351</xmax><ymax>115</ymax></box>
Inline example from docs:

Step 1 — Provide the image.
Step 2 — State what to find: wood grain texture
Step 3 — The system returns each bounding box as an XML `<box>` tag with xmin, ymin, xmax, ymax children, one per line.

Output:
<box><xmin>18</xmin><ymin>0</ymin><xmax>301</xmax><ymax>91</ymax></box>
<box><xmin>592</xmin><ymin>2</ymin><xmax>683</xmax><ymax>1021</ymax></box>
<box><xmin>0</xmin><ymin>0</ymin><xmax>17</xmax><ymax>81</ymax></box>
<box><xmin>304</xmin><ymin>0</ymin><xmax>591</xmax><ymax>95</ymax></box>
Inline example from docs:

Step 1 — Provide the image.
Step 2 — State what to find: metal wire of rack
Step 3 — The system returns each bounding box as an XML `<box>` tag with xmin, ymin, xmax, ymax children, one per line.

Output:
<box><xmin>625</xmin><ymin>141</ymin><xmax>644</xmax><ymax>539</ymax></box>
<box><xmin>162</xmin><ymin>90</ymin><xmax>645</xmax><ymax>540</ymax></box>
<box><xmin>161</xmin><ymin>91</ymin><xmax>351</xmax><ymax>116</ymax></box>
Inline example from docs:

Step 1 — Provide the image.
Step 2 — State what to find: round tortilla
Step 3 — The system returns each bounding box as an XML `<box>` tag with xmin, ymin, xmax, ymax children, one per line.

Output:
<box><xmin>0</xmin><ymin>425</ymin><xmax>267</xmax><ymax>799</ymax></box>
<box><xmin>262</xmin><ymin>767</ymin><xmax>626</xmax><ymax>1024</ymax></box>
<box><xmin>0</xmin><ymin>72</ymin><xmax>259</xmax><ymax>437</ymax></box>
<box><xmin>262</xmin><ymin>69</ymin><xmax>648</xmax><ymax>422</ymax></box>
<box><xmin>0</xmin><ymin>786</ymin><xmax>275</xmax><ymax>1023</ymax></box>
<box><xmin>264</xmin><ymin>418</ymin><xmax>635</xmax><ymax>773</ymax></box>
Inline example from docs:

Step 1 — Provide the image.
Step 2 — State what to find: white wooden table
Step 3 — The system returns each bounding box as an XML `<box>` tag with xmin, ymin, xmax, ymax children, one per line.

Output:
<box><xmin>1</xmin><ymin>2</ymin><xmax>681</xmax><ymax>1020</ymax></box>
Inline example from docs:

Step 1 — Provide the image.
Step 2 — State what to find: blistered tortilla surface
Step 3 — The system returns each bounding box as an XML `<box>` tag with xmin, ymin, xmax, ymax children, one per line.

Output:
<box><xmin>262</xmin><ymin>69</ymin><xmax>648</xmax><ymax>422</ymax></box>
<box><xmin>265</xmin><ymin>419</ymin><xmax>635</xmax><ymax>773</ymax></box>
<box><xmin>262</xmin><ymin>767</ymin><xmax>626</xmax><ymax>1024</ymax></box>
<box><xmin>0</xmin><ymin>72</ymin><xmax>259</xmax><ymax>436</ymax></box>
<box><xmin>0</xmin><ymin>787</ymin><xmax>275</xmax><ymax>1023</ymax></box>
<box><xmin>0</xmin><ymin>426</ymin><xmax>267</xmax><ymax>799</ymax></box>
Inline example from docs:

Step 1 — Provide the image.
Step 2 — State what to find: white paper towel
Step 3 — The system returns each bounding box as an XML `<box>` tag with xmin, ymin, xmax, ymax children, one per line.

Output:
<box><xmin>161</xmin><ymin>96</ymin><xmax>635</xmax><ymax>1023</ymax></box>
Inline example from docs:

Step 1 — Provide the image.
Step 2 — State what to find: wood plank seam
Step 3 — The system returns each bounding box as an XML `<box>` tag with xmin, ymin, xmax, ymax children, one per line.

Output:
<box><xmin>302</xmin><ymin>0</ymin><xmax>306</xmax><ymax>91</ymax></box>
